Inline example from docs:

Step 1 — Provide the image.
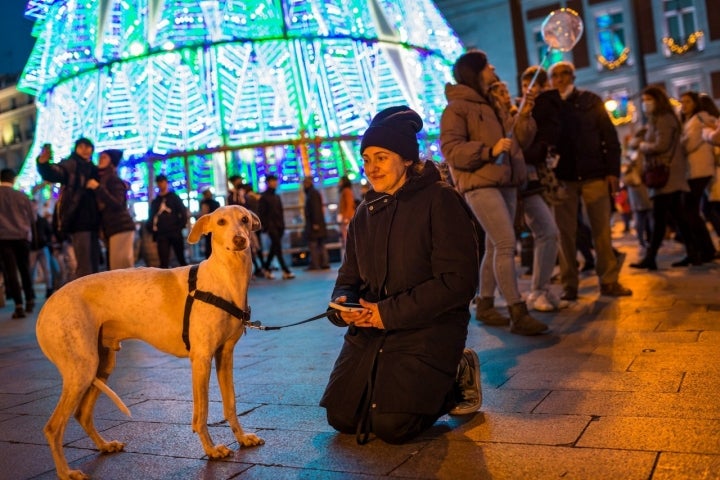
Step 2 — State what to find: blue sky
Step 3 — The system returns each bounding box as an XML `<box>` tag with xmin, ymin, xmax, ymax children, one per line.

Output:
<box><xmin>0</xmin><ymin>1</ymin><xmax>35</xmax><ymax>75</ymax></box>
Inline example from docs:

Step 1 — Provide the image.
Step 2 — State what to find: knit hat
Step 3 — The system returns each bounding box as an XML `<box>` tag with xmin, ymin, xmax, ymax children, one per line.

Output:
<box><xmin>101</xmin><ymin>149</ymin><xmax>123</xmax><ymax>167</ymax></box>
<box><xmin>360</xmin><ymin>106</ymin><xmax>423</xmax><ymax>161</ymax></box>
<box><xmin>74</xmin><ymin>137</ymin><xmax>94</xmax><ymax>150</ymax></box>
<box><xmin>452</xmin><ymin>50</ymin><xmax>488</xmax><ymax>86</ymax></box>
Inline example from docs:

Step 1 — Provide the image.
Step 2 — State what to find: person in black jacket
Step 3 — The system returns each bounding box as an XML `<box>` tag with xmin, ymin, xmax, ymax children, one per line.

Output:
<box><xmin>29</xmin><ymin>201</ymin><xmax>56</xmax><ymax>297</ymax></box>
<box><xmin>87</xmin><ymin>149</ymin><xmax>136</xmax><ymax>269</ymax></box>
<box><xmin>302</xmin><ymin>177</ymin><xmax>329</xmax><ymax>270</ymax></box>
<box><xmin>258</xmin><ymin>175</ymin><xmax>294</xmax><ymax>279</ymax></box>
<box><xmin>148</xmin><ymin>174</ymin><xmax>188</xmax><ymax>268</ymax></box>
<box><xmin>548</xmin><ymin>61</ymin><xmax>631</xmax><ymax>300</ymax></box>
<box><xmin>37</xmin><ymin>138</ymin><xmax>101</xmax><ymax>279</ymax></box>
<box><xmin>321</xmin><ymin>106</ymin><xmax>480</xmax><ymax>445</ymax></box>
<box><xmin>198</xmin><ymin>189</ymin><xmax>220</xmax><ymax>258</ymax></box>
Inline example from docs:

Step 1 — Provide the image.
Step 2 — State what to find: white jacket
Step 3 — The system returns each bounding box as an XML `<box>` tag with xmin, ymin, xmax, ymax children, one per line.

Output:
<box><xmin>682</xmin><ymin>112</ymin><xmax>717</xmax><ymax>179</ymax></box>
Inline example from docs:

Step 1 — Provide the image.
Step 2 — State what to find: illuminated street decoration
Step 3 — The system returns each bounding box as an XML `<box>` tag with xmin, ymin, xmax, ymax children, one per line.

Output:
<box><xmin>18</xmin><ymin>0</ymin><xmax>463</xmax><ymax>205</ymax></box>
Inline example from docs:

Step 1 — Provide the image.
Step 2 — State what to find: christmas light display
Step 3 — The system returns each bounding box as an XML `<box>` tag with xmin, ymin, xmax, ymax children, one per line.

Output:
<box><xmin>18</xmin><ymin>0</ymin><xmax>463</xmax><ymax>206</ymax></box>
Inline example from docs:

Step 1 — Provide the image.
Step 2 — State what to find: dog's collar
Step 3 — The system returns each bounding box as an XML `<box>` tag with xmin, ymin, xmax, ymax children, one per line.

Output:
<box><xmin>182</xmin><ymin>264</ymin><xmax>251</xmax><ymax>351</ymax></box>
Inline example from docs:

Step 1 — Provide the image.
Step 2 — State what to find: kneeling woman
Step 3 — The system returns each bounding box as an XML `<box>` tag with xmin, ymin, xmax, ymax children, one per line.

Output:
<box><xmin>320</xmin><ymin>106</ymin><xmax>481</xmax><ymax>444</ymax></box>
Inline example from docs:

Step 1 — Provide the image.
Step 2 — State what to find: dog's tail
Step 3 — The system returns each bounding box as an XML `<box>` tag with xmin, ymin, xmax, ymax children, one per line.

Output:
<box><xmin>92</xmin><ymin>378</ymin><xmax>132</xmax><ymax>417</ymax></box>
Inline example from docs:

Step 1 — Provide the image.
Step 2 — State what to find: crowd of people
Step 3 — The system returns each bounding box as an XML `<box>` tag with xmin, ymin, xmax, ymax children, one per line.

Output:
<box><xmin>2</xmin><ymin>47</ymin><xmax>719</xmax><ymax>449</ymax></box>
<box><xmin>1</xmin><ymin>138</ymin><xmax>361</xmax><ymax>318</ymax></box>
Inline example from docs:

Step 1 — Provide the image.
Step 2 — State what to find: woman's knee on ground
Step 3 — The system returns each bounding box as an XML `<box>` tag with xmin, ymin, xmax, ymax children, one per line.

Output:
<box><xmin>326</xmin><ymin>409</ymin><xmax>356</xmax><ymax>434</ymax></box>
<box><xmin>371</xmin><ymin>412</ymin><xmax>434</xmax><ymax>445</ymax></box>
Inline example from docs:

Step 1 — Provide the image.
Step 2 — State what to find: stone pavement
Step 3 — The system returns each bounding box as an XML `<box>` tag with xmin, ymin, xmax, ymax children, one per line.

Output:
<box><xmin>1</xmin><ymin>235</ymin><xmax>719</xmax><ymax>480</ymax></box>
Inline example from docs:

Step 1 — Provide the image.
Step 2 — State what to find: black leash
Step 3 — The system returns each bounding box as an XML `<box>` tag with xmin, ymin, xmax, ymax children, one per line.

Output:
<box><xmin>248</xmin><ymin>309</ymin><xmax>337</xmax><ymax>331</ymax></box>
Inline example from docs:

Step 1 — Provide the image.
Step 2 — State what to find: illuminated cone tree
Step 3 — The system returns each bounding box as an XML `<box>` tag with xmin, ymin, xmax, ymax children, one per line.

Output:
<box><xmin>19</xmin><ymin>0</ymin><xmax>463</xmax><ymax>206</ymax></box>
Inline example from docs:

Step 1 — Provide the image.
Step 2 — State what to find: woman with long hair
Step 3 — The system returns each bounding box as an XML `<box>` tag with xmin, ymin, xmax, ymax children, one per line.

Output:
<box><xmin>440</xmin><ymin>50</ymin><xmax>548</xmax><ymax>335</ymax></box>
<box><xmin>630</xmin><ymin>86</ymin><xmax>692</xmax><ymax>270</ymax></box>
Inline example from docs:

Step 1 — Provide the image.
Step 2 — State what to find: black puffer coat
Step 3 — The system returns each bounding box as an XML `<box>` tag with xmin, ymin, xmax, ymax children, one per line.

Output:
<box><xmin>320</xmin><ymin>161</ymin><xmax>479</xmax><ymax>417</ymax></box>
<box><xmin>95</xmin><ymin>167</ymin><xmax>135</xmax><ymax>238</ymax></box>
<box><xmin>37</xmin><ymin>152</ymin><xmax>99</xmax><ymax>234</ymax></box>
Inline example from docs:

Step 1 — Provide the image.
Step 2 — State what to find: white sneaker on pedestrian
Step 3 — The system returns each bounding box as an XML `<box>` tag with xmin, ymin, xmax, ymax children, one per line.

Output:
<box><xmin>528</xmin><ymin>290</ymin><xmax>556</xmax><ymax>312</ymax></box>
<box><xmin>546</xmin><ymin>289</ymin><xmax>570</xmax><ymax>310</ymax></box>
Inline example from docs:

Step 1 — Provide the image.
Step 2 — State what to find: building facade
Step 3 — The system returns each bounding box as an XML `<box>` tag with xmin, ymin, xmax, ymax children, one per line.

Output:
<box><xmin>0</xmin><ymin>75</ymin><xmax>36</xmax><ymax>172</ymax></box>
<box><xmin>436</xmin><ymin>0</ymin><xmax>720</xmax><ymax>132</ymax></box>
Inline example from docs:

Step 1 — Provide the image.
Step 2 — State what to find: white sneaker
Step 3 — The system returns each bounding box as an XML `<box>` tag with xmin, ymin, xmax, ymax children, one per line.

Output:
<box><xmin>529</xmin><ymin>290</ymin><xmax>556</xmax><ymax>312</ymax></box>
<box><xmin>546</xmin><ymin>289</ymin><xmax>570</xmax><ymax>309</ymax></box>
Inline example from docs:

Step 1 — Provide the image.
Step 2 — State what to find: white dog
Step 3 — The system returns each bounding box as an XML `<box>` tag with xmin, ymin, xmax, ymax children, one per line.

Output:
<box><xmin>36</xmin><ymin>205</ymin><xmax>264</xmax><ymax>480</ymax></box>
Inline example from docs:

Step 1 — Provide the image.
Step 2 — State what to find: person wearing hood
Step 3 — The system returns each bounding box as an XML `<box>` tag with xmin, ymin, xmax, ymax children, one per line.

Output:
<box><xmin>320</xmin><ymin>106</ymin><xmax>481</xmax><ymax>445</ymax></box>
<box><xmin>440</xmin><ymin>50</ymin><xmax>549</xmax><ymax>336</ymax></box>
<box><xmin>86</xmin><ymin>149</ymin><xmax>136</xmax><ymax>269</ymax></box>
<box><xmin>37</xmin><ymin>137</ymin><xmax>101</xmax><ymax>278</ymax></box>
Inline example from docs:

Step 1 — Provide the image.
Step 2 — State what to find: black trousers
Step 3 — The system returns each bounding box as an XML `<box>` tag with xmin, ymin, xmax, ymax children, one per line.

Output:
<box><xmin>0</xmin><ymin>239</ymin><xmax>35</xmax><ymax>306</ymax></box>
<box><xmin>156</xmin><ymin>233</ymin><xmax>187</xmax><ymax>268</ymax></box>
<box><xmin>326</xmin><ymin>408</ymin><xmax>441</xmax><ymax>445</ymax></box>
<box><xmin>263</xmin><ymin>230</ymin><xmax>290</xmax><ymax>273</ymax></box>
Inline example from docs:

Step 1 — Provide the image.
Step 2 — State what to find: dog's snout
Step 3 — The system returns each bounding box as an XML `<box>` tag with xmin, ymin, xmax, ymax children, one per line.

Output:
<box><xmin>233</xmin><ymin>235</ymin><xmax>247</xmax><ymax>249</ymax></box>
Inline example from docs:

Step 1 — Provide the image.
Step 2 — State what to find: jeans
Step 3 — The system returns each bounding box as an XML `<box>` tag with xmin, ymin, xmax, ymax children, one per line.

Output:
<box><xmin>29</xmin><ymin>246</ymin><xmax>53</xmax><ymax>290</ymax></box>
<box><xmin>634</xmin><ymin>209</ymin><xmax>653</xmax><ymax>248</ymax></box>
<box><xmin>465</xmin><ymin>187</ymin><xmax>521</xmax><ymax>305</ymax></box>
<box><xmin>523</xmin><ymin>194</ymin><xmax>559</xmax><ymax>292</ymax></box>
<box><xmin>553</xmin><ymin>179</ymin><xmax>619</xmax><ymax>291</ymax></box>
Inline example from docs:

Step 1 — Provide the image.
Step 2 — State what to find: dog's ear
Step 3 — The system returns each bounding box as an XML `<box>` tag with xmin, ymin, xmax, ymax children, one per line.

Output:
<box><xmin>188</xmin><ymin>215</ymin><xmax>209</xmax><ymax>244</ymax></box>
<box><xmin>250</xmin><ymin>212</ymin><xmax>261</xmax><ymax>232</ymax></box>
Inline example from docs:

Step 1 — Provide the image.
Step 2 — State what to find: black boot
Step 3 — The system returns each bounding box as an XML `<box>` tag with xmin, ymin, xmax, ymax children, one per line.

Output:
<box><xmin>630</xmin><ymin>256</ymin><xmax>657</xmax><ymax>271</ymax></box>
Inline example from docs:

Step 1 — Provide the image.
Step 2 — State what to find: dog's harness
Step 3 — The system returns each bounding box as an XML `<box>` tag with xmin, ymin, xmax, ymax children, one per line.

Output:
<box><xmin>182</xmin><ymin>264</ymin><xmax>251</xmax><ymax>351</ymax></box>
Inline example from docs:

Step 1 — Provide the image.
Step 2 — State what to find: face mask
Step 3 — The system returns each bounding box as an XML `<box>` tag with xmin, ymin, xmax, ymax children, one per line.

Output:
<box><xmin>642</xmin><ymin>100</ymin><xmax>655</xmax><ymax>114</ymax></box>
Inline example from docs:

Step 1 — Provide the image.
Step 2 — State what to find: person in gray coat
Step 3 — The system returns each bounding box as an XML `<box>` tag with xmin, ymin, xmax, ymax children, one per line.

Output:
<box><xmin>630</xmin><ymin>86</ymin><xmax>692</xmax><ymax>270</ymax></box>
<box><xmin>321</xmin><ymin>106</ymin><xmax>481</xmax><ymax>445</ymax></box>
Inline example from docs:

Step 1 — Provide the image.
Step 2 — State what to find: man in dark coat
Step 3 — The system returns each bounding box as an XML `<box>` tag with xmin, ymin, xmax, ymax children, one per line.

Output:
<box><xmin>302</xmin><ymin>177</ymin><xmax>329</xmax><ymax>270</ymax></box>
<box><xmin>549</xmin><ymin>61</ymin><xmax>631</xmax><ymax>300</ymax></box>
<box><xmin>148</xmin><ymin>174</ymin><xmax>188</xmax><ymax>268</ymax></box>
<box><xmin>321</xmin><ymin>106</ymin><xmax>480</xmax><ymax>445</ymax></box>
<box><xmin>37</xmin><ymin>137</ymin><xmax>101</xmax><ymax>279</ymax></box>
<box><xmin>258</xmin><ymin>174</ymin><xmax>294</xmax><ymax>279</ymax></box>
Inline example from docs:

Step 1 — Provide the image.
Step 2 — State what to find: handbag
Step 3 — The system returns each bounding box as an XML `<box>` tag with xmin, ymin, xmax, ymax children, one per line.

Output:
<box><xmin>641</xmin><ymin>157</ymin><xmax>670</xmax><ymax>189</ymax></box>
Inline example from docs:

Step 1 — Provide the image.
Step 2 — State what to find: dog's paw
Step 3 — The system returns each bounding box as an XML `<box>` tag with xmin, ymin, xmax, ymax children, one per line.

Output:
<box><xmin>206</xmin><ymin>444</ymin><xmax>233</xmax><ymax>459</ymax></box>
<box><xmin>238</xmin><ymin>433</ymin><xmax>265</xmax><ymax>447</ymax></box>
<box><xmin>99</xmin><ymin>440</ymin><xmax>125</xmax><ymax>453</ymax></box>
<box><xmin>67</xmin><ymin>469</ymin><xmax>90</xmax><ymax>480</ymax></box>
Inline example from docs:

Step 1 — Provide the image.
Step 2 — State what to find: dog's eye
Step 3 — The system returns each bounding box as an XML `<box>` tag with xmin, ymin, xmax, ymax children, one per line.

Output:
<box><xmin>242</xmin><ymin>216</ymin><xmax>249</xmax><ymax>224</ymax></box>
<box><xmin>217</xmin><ymin>218</ymin><xmax>227</xmax><ymax>226</ymax></box>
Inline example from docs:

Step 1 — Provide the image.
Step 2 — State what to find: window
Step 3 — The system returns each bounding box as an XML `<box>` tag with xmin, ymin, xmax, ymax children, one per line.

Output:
<box><xmin>595</xmin><ymin>10</ymin><xmax>629</xmax><ymax>70</ymax></box>
<box><xmin>663</xmin><ymin>0</ymin><xmax>697</xmax><ymax>43</ymax></box>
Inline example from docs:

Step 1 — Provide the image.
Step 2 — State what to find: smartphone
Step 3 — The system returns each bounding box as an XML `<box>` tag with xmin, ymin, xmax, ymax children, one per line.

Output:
<box><xmin>329</xmin><ymin>301</ymin><xmax>365</xmax><ymax>312</ymax></box>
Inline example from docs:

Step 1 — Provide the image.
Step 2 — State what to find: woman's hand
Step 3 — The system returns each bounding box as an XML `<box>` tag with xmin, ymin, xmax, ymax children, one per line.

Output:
<box><xmin>491</xmin><ymin>138</ymin><xmax>512</xmax><ymax>158</ymax></box>
<box><xmin>519</xmin><ymin>90</ymin><xmax>536</xmax><ymax>117</ymax></box>
<box><xmin>331</xmin><ymin>296</ymin><xmax>384</xmax><ymax>330</ymax></box>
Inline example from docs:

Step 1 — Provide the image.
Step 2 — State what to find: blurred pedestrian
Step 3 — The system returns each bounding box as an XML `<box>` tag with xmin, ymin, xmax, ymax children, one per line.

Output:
<box><xmin>630</xmin><ymin>86</ymin><xmax>691</xmax><ymax>270</ymax></box>
<box><xmin>148</xmin><ymin>174</ymin><xmax>188</xmax><ymax>268</ymax></box>
<box><xmin>337</xmin><ymin>175</ymin><xmax>356</xmax><ymax>257</ymax></box>
<box><xmin>303</xmin><ymin>177</ymin><xmax>330</xmax><ymax>270</ymax></box>
<box><xmin>87</xmin><ymin>149</ymin><xmax>136</xmax><ymax>269</ymax></box>
<box><xmin>441</xmin><ymin>50</ymin><xmax>548</xmax><ymax>335</ymax></box>
<box><xmin>258</xmin><ymin>174</ymin><xmax>295</xmax><ymax>279</ymax></box>
<box><xmin>198</xmin><ymin>188</ymin><xmax>220</xmax><ymax>258</ymax></box>
<box><xmin>36</xmin><ymin>138</ymin><xmax>101</xmax><ymax>278</ymax></box>
<box><xmin>548</xmin><ymin>61</ymin><xmax>631</xmax><ymax>298</ymax></box>
<box><xmin>29</xmin><ymin>200</ymin><xmax>55</xmax><ymax>298</ymax></box>
<box><xmin>0</xmin><ymin>168</ymin><xmax>36</xmax><ymax>318</ymax></box>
